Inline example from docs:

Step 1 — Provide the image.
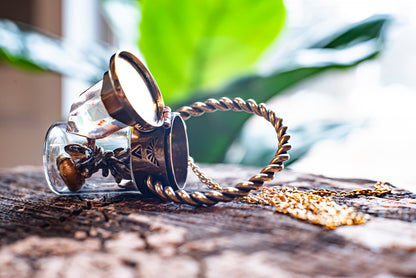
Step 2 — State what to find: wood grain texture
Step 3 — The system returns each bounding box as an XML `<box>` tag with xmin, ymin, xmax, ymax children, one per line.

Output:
<box><xmin>0</xmin><ymin>165</ymin><xmax>416</xmax><ymax>278</ymax></box>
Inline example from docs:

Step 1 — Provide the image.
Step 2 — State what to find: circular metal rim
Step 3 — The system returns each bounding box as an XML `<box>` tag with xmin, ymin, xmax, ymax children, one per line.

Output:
<box><xmin>165</xmin><ymin>113</ymin><xmax>188</xmax><ymax>190</ymax></box>
<box><xmin>107</xmin><ymin>50</ymin><xmax>165</xmax><ymax>129</ymax></box>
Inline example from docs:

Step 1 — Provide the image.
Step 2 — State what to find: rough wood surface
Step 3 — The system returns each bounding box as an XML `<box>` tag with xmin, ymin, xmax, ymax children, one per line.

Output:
<box><xmin>1</xmin><ymin>165</ymin><xmax>416</xmax><ymax>278</ymax></box>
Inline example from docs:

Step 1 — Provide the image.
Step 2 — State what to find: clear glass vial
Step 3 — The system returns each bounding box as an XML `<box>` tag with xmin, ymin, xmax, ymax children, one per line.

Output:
<box><xmin>43</xmin><ymin>122</ymin><xmax>136</xmax><ymax>194</ymax></box>
<box><xmin>43</xmin><ymin>114</ymin><xmax>188</xmax><ymax>195</ymax></box>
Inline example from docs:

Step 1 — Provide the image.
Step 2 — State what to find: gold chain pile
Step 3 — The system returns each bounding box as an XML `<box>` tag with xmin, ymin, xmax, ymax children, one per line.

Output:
<box><xmin>189</xmin><ymin>159</ymin><xmax>391</xmax><ymax>229</ymax></box>
<box><xmin>243</xmin><ymin>182</ymin><xmax>391</xmax><ymax>229</ymax></box>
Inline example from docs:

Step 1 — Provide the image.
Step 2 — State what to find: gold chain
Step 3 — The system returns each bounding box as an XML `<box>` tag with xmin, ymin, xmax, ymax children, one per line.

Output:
<box><xmin>243</xmin><ymin>183</ymin><xmax>390</xmax><ymax>229</ymax></box>
<box><xmin>308</xmin><ymin>182</ymin><xmax>392</xmax><ymax>197</ymax></box>
<box><xmin>188</xmin><ymin>157</ymin><xmax>222</xmax><ymax>191</ymax></box>
<box><xmin>189</xmin><ymin>158</ymin><xmax>391</xmax><ymax>229</ymax></box>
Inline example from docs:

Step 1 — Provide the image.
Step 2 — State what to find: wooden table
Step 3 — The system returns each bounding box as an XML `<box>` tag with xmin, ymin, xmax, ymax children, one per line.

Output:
<box><xmin>1</xmin><ymin>165</ymin><xmax>416</xmax><ymax>277</ymax></box>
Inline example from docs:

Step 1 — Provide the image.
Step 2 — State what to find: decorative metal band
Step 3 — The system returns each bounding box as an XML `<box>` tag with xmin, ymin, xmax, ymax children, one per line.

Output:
<box><xmin>145</xmin><ymin>97</ymin><xmax>291</xmax><ymax>206</ymax></box>
<box><xmin>130</xmin><ymin>113</ymin><xmax>188</xmax><ymax>195</ymax></box>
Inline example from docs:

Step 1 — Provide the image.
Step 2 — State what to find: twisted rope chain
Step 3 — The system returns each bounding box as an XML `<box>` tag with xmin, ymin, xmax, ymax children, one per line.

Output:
<box><xmin>144</xmin><ymin>97</ymin><xmax>392</xmax><ymax>229</ymax></box>
<box><xmin>145</xmin><ymin>97</ymin><xmax>291</xmax><ymax>206</ymax></box>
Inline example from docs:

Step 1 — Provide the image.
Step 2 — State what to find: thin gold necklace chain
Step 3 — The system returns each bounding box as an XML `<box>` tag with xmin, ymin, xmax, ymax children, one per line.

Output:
<box><xmin>188</xmin><ymin>157</ymin><xmax>392</xmax><ymax>229</ymax></box>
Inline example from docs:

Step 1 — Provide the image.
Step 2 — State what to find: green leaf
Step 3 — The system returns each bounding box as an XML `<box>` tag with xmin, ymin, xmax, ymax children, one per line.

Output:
<box><xmin>139</xmin><ymin>0</ymin><xmax>286</xmax><ymax>104</ymax></box>
<box><xmin>310</xmin><ymin>15</ymin><xmax>388</xmax><ymax>49</ymax></box>
<box><xmin>0</xmin><ymin>19</ymin><xmax>111</xmax><ymax>83</ymax></box>
<box><xmin>176</xmin><ymin>15</ymin><xmax>390</xmax><ymax>163</ymax></box>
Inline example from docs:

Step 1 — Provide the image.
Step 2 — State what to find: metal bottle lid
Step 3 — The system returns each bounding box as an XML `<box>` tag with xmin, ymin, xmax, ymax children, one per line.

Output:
<box><xmin>101</xmin><ymin>50</ymin><xmax>165</xmax><ymax>131</ymax></box>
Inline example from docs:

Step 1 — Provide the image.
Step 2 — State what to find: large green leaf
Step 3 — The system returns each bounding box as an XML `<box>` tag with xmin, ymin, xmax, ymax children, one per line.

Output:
<box><xmin>139</xmin><ymin>0</ymin><xmax>286</xmax><ymax>104</ymax></box>
<box><xmin>176</xmin><ymin>15</ymin><xmax>390</xmax><ymax>163</ymax></box>
<box><xmin>0</xmin><ymin>19</ymin><xmax>111</xmax><ymax>83</ymax></box>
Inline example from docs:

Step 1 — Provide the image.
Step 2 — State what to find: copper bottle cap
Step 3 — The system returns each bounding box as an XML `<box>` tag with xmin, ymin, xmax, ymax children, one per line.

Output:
<box><xmin>101</xmin><ymin>50</ymin><xmax>165</xmax><ymax>131</ymax></box>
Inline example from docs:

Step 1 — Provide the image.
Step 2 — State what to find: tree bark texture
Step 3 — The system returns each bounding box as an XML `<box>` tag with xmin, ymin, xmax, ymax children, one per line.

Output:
<box><xmin>0</xmin><ymin>165</ymin><xmax>416</xmax><ymax>278</ymax></box>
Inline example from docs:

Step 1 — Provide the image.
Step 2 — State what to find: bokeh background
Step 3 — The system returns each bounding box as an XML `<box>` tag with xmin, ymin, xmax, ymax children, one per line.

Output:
<box><xmin>0</xmin><ymin>0</ymin><xmax>415</xmax><ymax>191</ymax></box>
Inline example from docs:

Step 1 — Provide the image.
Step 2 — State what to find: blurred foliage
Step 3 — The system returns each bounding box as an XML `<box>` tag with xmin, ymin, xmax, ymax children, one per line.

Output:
<box><xmin>226</xmin><ymin>120</ymin><xmax>365</xmax><ymax>167</ymax></box>
<box><xmin>286</xmin><ymin>121</ymin><xmax>365</xmax><ymax>165</ymax></box>
<box><xmin>139</xmin><ymin>0</ymin><xmax>286</xmax><ymax>104</ymax></box>
<box><xmin>0</xmin><ymin>19</ymin><xmax>111</xmax><ymax>83</ymax></box>
<box><xmin>0</xmin><ymin>1</ymin><xmax>390</xmax><ymax>166</ymax></box>
<box><xmin>179</xmin><ymin>15</ymin><xmax>390</xmax><ymax>163</ymax></box>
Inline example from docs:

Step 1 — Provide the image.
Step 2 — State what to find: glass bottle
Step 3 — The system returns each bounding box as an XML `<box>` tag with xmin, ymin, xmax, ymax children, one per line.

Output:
<box><xmin>43</xmin><ymin>122</ymin><xmax>136</xmax><ymax>194</ymax></box>
<box><xmin>43</xmin><ymin>113</ymin><xmax>188</xmax><ymax>195</ymax></box>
